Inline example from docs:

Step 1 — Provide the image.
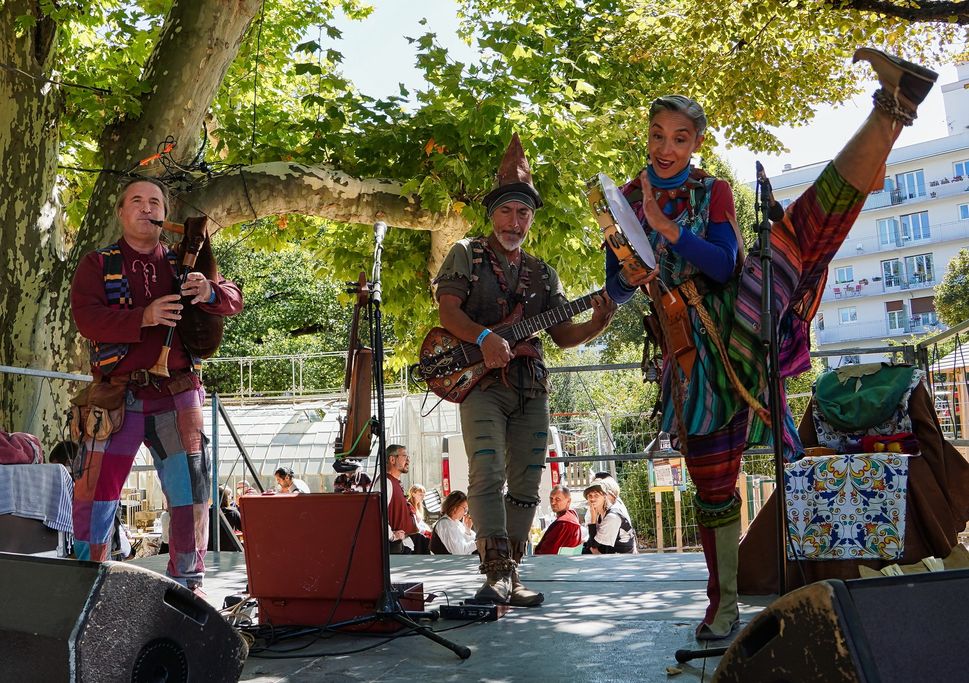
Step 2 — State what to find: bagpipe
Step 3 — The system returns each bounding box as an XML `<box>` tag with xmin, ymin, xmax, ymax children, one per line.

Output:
<box><xmin>149</xmin><ymin>216</ymin><xmax>224</xmax><ymax>377</ymax></box>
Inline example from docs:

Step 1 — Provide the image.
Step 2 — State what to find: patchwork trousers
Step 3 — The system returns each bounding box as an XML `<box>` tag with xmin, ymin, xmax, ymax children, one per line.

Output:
<box><xmin>72</xmin><ymin>386</ymin><xmax>210</xmax><ymax>587</ymax></box>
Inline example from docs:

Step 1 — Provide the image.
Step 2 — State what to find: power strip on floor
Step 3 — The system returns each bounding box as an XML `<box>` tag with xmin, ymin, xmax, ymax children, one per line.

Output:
<box><xmin>439</xmin><ymin>602</ymin><xmax>503</xmax><ymax>621</ymax></box>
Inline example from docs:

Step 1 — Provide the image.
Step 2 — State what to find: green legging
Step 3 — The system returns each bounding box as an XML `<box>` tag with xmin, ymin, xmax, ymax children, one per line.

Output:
<box><xmin>459</xmin><ymin>384</ymin><xmax>549</xmax><ymax>541</ymax></box>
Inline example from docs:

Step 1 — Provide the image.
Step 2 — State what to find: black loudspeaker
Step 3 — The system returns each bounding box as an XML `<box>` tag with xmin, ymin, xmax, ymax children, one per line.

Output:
<box><xmin>714</xmin><ymin>568</ymin><xmax>969</xmax><ymax>682</ymax></box>
<box><xmin>0</xmin><ymin>553</ymin><xmax>247</xmax><ymax>682</ymax></box>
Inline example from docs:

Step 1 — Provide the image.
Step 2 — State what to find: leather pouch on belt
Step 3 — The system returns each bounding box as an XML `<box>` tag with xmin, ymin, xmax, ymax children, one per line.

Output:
<box><xmin>69</xmin><ymin>382</ymin><xmax>126</xmax><ymax>441</ymax></box>
<box><xmin>660</xmin><ymin>289</ymin><xmax>696</xmax><ymax>382</ymax></box>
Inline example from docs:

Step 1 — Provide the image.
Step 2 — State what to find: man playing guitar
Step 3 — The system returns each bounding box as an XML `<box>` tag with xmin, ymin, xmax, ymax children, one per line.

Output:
<box><xmin>433</xmin><ymin>133</ymin><xmax>615</xmax><ymax>606</ymax></box>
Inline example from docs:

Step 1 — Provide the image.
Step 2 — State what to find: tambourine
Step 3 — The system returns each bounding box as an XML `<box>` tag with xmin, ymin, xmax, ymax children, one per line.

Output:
<box><xmin>586</xmin><ymin>172</ymin><xmax>656</xmax><ymax>282</ymax></box>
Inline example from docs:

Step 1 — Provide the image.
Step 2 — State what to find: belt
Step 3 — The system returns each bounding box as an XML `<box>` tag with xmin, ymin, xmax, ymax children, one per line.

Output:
<box><xmin>103</xmin><ymin>368</ymin><xmax>193</xmax><ymax>388</ymax></box>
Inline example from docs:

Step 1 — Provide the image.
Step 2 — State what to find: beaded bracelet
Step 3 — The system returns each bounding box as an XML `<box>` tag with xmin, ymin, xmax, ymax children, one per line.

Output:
<box><xmin>476</xmin><ymin>328</ymin><xmax>492</xmax><ymax>346</ymax></box>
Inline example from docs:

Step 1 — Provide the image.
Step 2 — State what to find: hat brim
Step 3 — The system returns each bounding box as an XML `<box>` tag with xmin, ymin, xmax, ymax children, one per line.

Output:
<box><xmin>583</xmin><ymin>482</ymin><xmax>606</xmax><ymax>498</ymax></box>
<box><xmin>483</xmin><ymin>182</ymin><xmax>543</xmax><ymax>211</ymax></box>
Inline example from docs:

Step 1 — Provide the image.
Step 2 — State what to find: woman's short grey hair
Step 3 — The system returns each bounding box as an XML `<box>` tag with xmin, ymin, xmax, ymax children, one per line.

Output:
<box><xmin>649</xmin><ymin>95</ymin><xmax>707</xmax><ymax>136</ymax></box>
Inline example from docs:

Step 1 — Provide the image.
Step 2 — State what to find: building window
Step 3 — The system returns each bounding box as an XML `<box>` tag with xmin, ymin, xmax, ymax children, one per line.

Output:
<box><xmin>955</xmin><ymin>160</ymin><xmax>969</xmax><ymax>178</ymax></box>
<box><xmin>959</xmin><ymin>204</ymin><xmax>969</xmax><ymax>221</ymax></box>
<box><xmin>839</xmin><ymin>307</ymin><xmax>858</xmax><ymax>324</ymax></box>
<box><xmin>835</xmin><ymin>266</ymin><xmax>854</xmax><ymax>283</ymax></box>
<box><xmin>895</xmin><ymin>170</ymin><xmax>926</xmax><ymax>200</ymax></box>
<box><xmin>877</xmin><ymin>218</ymin><xmax>900</xmax><ymax>246</ymax></box>
<box><xmin>900</xmin><ymin>211</ymin><xmax>930</xmax><ymax>241</ymax></box>
<box><xmin>881</xmin><ymin>259</ymin><xmax>902</xmax><ymax>287</ymax></box>
<box><xmin>886</xmin><ymin>300</ymin><xmax>905</xmax><ymax>331</ymax></box>
<box><xmin>910</xmin><ymin>295</ymin><xmax>937</xmax><ymax>329</ymax></box>
<box><xmin>904</xmin><ymin>253</ymin><xmax>934</xmax><ymax>284</ymax></box>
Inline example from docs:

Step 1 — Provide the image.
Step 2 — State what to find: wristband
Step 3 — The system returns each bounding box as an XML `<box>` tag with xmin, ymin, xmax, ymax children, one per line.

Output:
<box><xmin>476</xmin><ymin>328</ymin><xmax>492</xmax><ymax>346</ymax></box>
<box><xmin>206</xmin><ymin>287</ymin><xmax>217</xmax><ymax>304</ymax></box>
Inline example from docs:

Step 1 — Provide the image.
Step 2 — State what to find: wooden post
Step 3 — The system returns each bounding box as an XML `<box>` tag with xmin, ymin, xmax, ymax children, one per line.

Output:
<box><xmin>958</xmin><ymin>368</ymin><xmax>969</xmax><ymax>440</ymax></box>
<box><xmin>738</xmin><ymin>472</ymin><xmax>750</xmax><ymax>533</ymax></box>
<box><xmin>655</xmin><ymin>490</ymin><xmax>664</xmax><ymax>553</ymax></box>
<box><xmin>673</xmin><ymin>488</ymin><xmax>683</xmax><ymax>552</ymax></box>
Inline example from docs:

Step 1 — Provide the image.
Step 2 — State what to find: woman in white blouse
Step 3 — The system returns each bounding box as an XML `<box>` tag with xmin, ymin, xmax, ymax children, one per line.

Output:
<box><xmin>431</xmin><ymin>491</ymin><xmax>477</xmax><ymax>555</ymax></box>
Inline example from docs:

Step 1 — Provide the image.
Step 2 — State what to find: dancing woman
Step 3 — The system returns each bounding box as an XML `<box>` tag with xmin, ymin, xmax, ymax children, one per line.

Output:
<box><xmin>606</xmin><ymin>48</ymin><xmax>937</xmax><ymax>640</ymax></box>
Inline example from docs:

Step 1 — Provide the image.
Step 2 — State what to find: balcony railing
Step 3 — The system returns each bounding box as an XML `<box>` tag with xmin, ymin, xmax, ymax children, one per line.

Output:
<box><xmin>820</xmin><ymin>276</ymin><xmax>937</xmax><ymax>302</ymax></box>
<box><xmin>815</xmin><ymin>318</ymin><xmax>947</xmax><ymax>345</ymax></box>
<box><xmin>831</xmin><ymin>217</ymin><xmax>969</xmax><ymax>262</ymax></box>
<box><xmin>861</xmin><ymin>174</ymin><xmax>969</xmax><ymax>213</ymax></box>
<box><xmin>816</xmin><ymin>320</ymin><xmax>889</xmax><ymax>344</ymax></box>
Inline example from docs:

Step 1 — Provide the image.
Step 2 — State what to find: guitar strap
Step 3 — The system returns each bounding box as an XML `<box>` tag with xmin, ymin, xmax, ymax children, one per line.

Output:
<box><xmin>474</xmin><ymin>237</ymin><xmax>531</xmax><ymax>317</ymax></box>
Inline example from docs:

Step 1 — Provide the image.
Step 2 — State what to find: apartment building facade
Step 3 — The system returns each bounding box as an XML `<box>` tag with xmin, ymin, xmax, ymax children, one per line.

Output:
<box><xmin>766</xmin><ymin>62</ymin><xmax>969</xmax><ymax>366</ymax></box>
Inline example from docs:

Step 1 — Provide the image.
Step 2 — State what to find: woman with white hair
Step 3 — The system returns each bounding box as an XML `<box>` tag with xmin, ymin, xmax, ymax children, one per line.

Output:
<box><xmin>582</xmin><ymin>479</ymin><xmax>635</xmax><ymax>554</ymax></box>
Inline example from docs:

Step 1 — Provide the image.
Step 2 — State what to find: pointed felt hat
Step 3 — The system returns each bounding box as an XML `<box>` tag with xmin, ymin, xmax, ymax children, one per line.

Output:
<box><xmin>482</xmin><ymin>132</ymin><xmax>543</xmax><ymax>214</ymax></box>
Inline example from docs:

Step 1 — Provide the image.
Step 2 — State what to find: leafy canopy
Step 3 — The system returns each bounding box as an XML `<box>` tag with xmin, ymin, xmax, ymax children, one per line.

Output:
<box><xmin>36</xmin><ymin>0</ymin><xmax>966</xmax><ymax>365</ymax></box>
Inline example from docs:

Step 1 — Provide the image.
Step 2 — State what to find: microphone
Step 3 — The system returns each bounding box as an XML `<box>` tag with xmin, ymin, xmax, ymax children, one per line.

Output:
<box><xmin>755</xmin><ymin>161</ymin><xmax>785</xmax><ymax>222</ymax></box>
<box><xmin>374</xmin><ymin>221</ymin><xmax>387</xmax><ymax>244</ymax></box>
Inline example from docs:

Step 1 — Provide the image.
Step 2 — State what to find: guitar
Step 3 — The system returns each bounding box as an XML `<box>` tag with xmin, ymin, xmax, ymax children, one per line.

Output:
<box><xmin>415</xmin><ymin>290</ymin><xmax>602</xmax><ymax>403</ymax></box>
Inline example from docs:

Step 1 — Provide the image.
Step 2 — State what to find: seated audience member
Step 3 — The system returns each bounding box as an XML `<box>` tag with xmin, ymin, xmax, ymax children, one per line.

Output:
<box><xmin>236</xmin><ymin>480</ymin><xmax>256</xmax><ymax>497</ymax></box>
<box><xmin>431</xmin><ymin>491</ymin><xmax>477</xmax><ymax>555</ymax></box>
<box><xmin>210</xmin><ymin>485</ymin><xmax>242</xmax><ymax>550</ymax></box>
<box><xmin>274</xmin><ymin>467</ymin><xmax>310</xmax><ymax>494</ymax></box>
<box><xmin>407</xmin><ymin>484</ymin><xmax>432</xmax><ymax>554</ymax></box>
<box><xmin>583</xmin><ymin>479</ymin><xmax>636</xmax><ymax>554</ymax></box>
<box><xmin>334</xmin><ymin>464</ymin><xmax>373</xmax><ymax>493</ymax></box>
<box><xmin>535</xmin><ymin>484</ymin><xmax>582</xmax><ymax>554</ymax></box>
<box><xmin>48</xmin><ymin>440</ymin><xmax>80</xmax><ymax>473</ymax></box>
<box><xmin>220</xmin><ymin>485</ymin><xmax>243</xmax><ymax>531</ymax></box>
<box><xmin>585</xmin><ymin>472</ymin><xmax>631</xmax><ymax>523</ymax></box>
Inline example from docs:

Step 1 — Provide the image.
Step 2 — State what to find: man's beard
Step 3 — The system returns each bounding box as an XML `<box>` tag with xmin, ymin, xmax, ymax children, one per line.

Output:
<box><xmin>496</xmin><ymin>233</ymin><xmax>523</xmax><ymax>251</ymax></box>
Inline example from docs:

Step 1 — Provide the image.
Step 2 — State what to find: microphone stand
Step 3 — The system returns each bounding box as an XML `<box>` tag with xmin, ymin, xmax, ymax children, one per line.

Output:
<box><xmin>328</xmin><ymin>222</ymin><xmax>471</xmax><ymax>659</ymax></box>
<box><xmin>673</xmin><ymin>163</ymin><xmax>791</xmax><ymax>667</ymax></box>
<box><xmin>755</xmin><ymin>162</ymin><xmax>790</xmax><ymax>599</ymax></box>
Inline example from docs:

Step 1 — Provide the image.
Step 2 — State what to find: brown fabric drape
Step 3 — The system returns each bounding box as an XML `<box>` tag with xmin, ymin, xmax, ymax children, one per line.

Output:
<box><xmin>738</xmin><ymin>383</ymin><xmax>969</xmax><ymax>594</ymax></box>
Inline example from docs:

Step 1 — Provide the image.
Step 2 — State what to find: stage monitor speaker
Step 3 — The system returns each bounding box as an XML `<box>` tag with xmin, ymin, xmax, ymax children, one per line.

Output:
<box><xmin>0</xmin><ymin>552</ymin><xmax>247</xmax><ymax>682</ymax></box>
<box><xmin>714</xmin><ymin>568</ymin><xmax>969</xmax><ymax>683</ymax></box>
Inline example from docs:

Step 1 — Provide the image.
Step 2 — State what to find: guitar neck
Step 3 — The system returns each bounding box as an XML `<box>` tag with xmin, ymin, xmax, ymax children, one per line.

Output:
<box><xmin>501</xmin><ymin>291</ymin><xmax>600</xmax><ymax>343</ymax></box>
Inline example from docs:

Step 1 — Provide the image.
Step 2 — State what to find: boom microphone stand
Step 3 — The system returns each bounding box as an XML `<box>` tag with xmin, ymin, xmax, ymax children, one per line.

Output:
<box><xmin>330</xmin><ymin>222</ymin><xmax>471</xmax><ymax>660</ymax></box>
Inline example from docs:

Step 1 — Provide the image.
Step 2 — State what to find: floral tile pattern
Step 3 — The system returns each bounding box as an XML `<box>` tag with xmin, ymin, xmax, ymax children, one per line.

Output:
<box><xmin>785</xmin><ymin>453</ymin><xmax>909</xmax><ymax>561</ymax></box>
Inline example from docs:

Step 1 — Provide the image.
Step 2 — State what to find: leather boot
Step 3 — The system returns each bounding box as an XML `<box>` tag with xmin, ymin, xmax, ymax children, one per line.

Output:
<box><xmin>474</xmin><ymin>537</ymin><xmax>513</xmax><ymax>604</ymax></box>
<box><xmin>695</xmin><ymin>518</ymin><xmax>741</xmax><ymax>641</ymax></box>
<box><xmin>853</xmin><ymin>48</ymin><xmax>938</xmax><ymax>125</ymax></box>
<box><xmin>508</xmin><ymin>540</ymin><xmax>544</xmax><ymax>607</ymax></box>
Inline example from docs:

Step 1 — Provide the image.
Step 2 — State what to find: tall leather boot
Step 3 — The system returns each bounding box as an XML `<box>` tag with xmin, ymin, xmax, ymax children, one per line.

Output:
<box><xmin>695</xmin><ymin>518</ymin><xmax>741</xmax><ymax>640</ymax></box>
<box><xmin>474</xmin><ymin>536</ymin><xmax>514</xmax><ymax>604</ymax></box>
<box><xmin>509</xmin><ymin>540</ymin><xmax>544</xmax><ymax>607</ymax></box>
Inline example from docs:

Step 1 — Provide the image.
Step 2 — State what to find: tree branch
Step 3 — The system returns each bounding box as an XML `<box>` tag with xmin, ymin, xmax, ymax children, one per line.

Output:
<box><xmin>73</xmin><ymin>0</ymin><xmax>264</xmax><ymax>260</ymax></box>
<box><xmin>176</xmin><ymin>162</ymin><xmax>471</xmax><ymax>276</ymax></box>
<box><xmin>832</xmin><ymin>0</ymin><xmax>969</xmax><ymax>24</ymax></box>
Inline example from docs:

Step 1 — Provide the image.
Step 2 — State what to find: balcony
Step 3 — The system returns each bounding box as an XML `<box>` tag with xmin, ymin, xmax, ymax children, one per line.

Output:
<box><xmin>861</xmin><ymin>174</ymin><xmax>969</xmax><ymax>213</ymax></box>
<box><xmin>831</xmin><ymin>217</ymin><xmax>969</xmax><ymax>262</ymax></box>
<box><xmin>820</xmin><ymin>275</ymin><xmax>937</xmax><ymax>302</ymax></box>
<box><xmin>816</xmin><ymin>320</ymin><xmax>890</xmax><ymax>345</ymax></box>
<box><xmin>816</xmin><ymin>317</ymin><xmax>946</xmax><ymax>345</ymax></box>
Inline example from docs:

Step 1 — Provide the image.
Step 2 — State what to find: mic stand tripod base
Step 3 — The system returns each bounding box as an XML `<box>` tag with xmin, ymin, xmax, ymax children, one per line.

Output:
<box><xmin>327</xmin><ymin>588</ymin><xmax>471</xmax><ymax>660</ymax></box>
